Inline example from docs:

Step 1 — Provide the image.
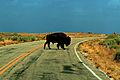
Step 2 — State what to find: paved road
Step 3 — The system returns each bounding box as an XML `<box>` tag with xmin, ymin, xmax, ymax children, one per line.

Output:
<box><xmin>2</xmin><ymin>38</ymin><xmax>109</xmax><ymax>80</ymax></box>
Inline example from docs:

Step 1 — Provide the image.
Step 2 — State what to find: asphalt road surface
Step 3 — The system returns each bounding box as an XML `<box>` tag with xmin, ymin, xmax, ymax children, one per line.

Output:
<box><xmin>1</xmin><ymin>38</ymin><xmax>110</xmax><ymax>80</ymax></box>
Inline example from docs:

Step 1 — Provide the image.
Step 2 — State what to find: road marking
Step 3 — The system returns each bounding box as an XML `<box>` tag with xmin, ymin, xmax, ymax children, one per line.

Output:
<box><xmin>0</xmin><ymin>44</ymin><xmax>43</xmax><ymax>75</ymax></box>
<box><xmin>74</xmin><ymin>40</ymin><xmax>103</xmax><ymax>80</ymax></box>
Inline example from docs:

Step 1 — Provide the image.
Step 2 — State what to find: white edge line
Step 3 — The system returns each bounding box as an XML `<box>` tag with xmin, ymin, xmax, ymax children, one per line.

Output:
<box><xmin>74</xmin><ymin>40</ymin><xmax>103</xmax><ymax>80</ymax></box>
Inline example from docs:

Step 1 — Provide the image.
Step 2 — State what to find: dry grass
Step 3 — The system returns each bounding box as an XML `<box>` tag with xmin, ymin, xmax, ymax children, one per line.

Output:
<box><xmin>65</xmin><ymin>32</ymin><xmax>105</xmax><ymax>38</ymax></box>
<box><xmin>80</xmin><ymin>39</ymin><xmax>120</xmax><ymax>80</ymax></box>
<box><xmin>0</xmin><ymin>33</ymin><xmax>46</xmax><ymax>47</ymax></box>
<box><xmin>0</xmin><ymin>40</ymin><xmax>19</xmax><ymax>47</ymax></box>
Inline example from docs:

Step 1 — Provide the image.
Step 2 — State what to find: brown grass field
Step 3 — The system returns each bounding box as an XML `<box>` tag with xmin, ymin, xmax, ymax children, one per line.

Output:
<box><xmin>80</xmin><ymin>39</ymin><xmax>120</xmax><ymax>80</ymax></box>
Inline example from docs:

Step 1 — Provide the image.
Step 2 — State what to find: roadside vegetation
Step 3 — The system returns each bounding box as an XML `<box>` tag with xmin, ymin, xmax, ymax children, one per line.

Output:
<box><xmin>80</xmin><ymin>33</ymin><xmax>120</xmax><ymax>80</ymax></box>
<box><xmin>0</xmin><ymin>37</ymin><xmax>4</xmax><ymax>41</ymax></box>
<box><xmin>0</xmin><ymin>32</ymin><xmax>42</xmax><ymax>41</ymax></box>
<box><xmin>0</xmin><ymin>32</ymin><xmax>105</xmax><ymax>47</ymax></box>
<box><xmin>99</xmin><ymin>34</ymin><xmax>120</xmax><ymax>61</ymax></box>
<box><xmin>10</xmin><ymin>36</ymin><xmax>38</xmax><ymax>42</ymax></box>
<box><xmin>0</xmin><ymin>32</ymin><xmax>46</xmax><ymax>47</ymax></box>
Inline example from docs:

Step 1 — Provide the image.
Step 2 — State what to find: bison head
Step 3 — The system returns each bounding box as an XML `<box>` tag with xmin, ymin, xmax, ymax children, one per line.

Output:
<box><xmin>65</xmin><ymin>36</ymin><xmax>71</xmax><ymax>46</ymax></box>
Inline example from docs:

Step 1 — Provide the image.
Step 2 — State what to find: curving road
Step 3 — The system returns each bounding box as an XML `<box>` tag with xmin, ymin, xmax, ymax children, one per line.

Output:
<box><xmin>1</xmin><ymin>38</ymin><xmax>110</xmax><ymax>80</ymax></box>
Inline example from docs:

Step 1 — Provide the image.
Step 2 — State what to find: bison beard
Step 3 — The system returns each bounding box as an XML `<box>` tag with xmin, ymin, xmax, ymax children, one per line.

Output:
<box><xmin>44</xmin><ymin>33</ymin><xmax>71</xmax><ymax>50</ymax></box>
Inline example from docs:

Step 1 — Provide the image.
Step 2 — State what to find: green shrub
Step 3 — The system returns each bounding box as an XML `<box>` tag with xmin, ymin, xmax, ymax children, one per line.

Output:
<box><xmin>6</xmin><ymin>35</ymin><xmax>38</xmax><ymax>42</ymax></box>
<box><xmin>0</xmin><ymin>37</ymin><xmax>4</xmax><ymax>41</ymax></box>
<box><xmin>114</xmin><ymin>37</ymin><xmax>120</xmax><ymax>45</ymax></box>
<box><xmin>88</xmin><ymin>32</ymin><xmax>93</xmax><ymax>34</ymax></box>
<box><xmin>18</xmin><ymin>36</ymin><xmax>38</xmax><ymax>42</ymax></box>
<box><xmin>29</xmin><ymin>36</ymin><xmax>37</xmax><ymax>41</ymax></box>
<box><xmin>107</xmin><ymin>34</ymin><xmax>119</xmax><ymax>39</ymax></box>
<box><xmin>109</xmin><ymin>45</ymin><xmax>119</xmax><ymax>49</ymax></box>
<box><xmin>99</xmin><ymin>39</ymin><xmax>117</xmax><ymax>46</ymax></box>
<box><xmin>99</xmin><ymin>34</ymin><xmax>120</xmax><ymax>48</ymax></box>
<box><xmin>19</xmin><ymin>37</ymin><xmax>29</xmax><ymax>42</ymax></box>
<box><xmin>114</xmin><ymin>49</ymin><xmax>120</xmax><ymax>61</ymax></box>
<box><xmin>11</xmin><ymin>36</ymin><xmax>19</xmax><ymax>41</ymax></box>
<box><xmin>0</xmin><ymin>32</ymin><xmax>20</xmax><ymax>36</ymax></box>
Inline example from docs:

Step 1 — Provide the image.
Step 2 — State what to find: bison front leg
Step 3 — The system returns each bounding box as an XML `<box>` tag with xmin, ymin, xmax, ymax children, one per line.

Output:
<box><xmin>61</xmin><ymin>44</ymin><xmax>65</xmax><ymax>50</ymax></box>
<box><xmin>44</xmin><ymin>41</ymin><xmax>51</xmax><ymax>49</ymax></box>
<box><xmin>44</xmin><ymin>41</ymin><xmax>47</xmax><ymax>49</ymax></box>
<box><xmin>47</xmin><ymin>42</ymin><xmax>51</xmax><ymax>49</ymax></box>
<box><xmin>57</xmin><ymin>43</ymin><xmax>60</xmax><ymax>49</ymax></box>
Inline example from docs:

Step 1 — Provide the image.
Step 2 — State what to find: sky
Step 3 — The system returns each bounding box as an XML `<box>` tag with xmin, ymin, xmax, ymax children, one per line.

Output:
<box><xmin>0</xmin><ymin>0</ymin><xmax>120</xmax><ymax>33</ymax></box>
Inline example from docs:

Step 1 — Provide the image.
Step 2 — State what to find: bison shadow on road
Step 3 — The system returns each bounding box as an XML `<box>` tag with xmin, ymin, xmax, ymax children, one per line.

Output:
<box><xmin>43</xmin><ymin>48</ymin><xmax>69</xmax><ymax>50</ymax></box>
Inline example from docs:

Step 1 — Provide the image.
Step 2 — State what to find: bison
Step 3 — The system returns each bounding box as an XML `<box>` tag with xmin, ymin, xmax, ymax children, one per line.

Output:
<box><xmin>44</xmin><ymin>32</ymin><xmax>71</xmax><ymax>50</ymax></box>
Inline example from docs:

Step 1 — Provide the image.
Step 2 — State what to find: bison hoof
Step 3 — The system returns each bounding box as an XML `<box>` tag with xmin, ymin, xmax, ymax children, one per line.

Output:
<box><xmin>63</xmin><ymin>48</ymin><xmax>65</xmax><ymax>50</ymax></box>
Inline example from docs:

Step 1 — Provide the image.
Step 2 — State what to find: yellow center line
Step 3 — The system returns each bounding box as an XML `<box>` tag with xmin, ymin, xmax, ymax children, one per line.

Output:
<box><xmin>0</xmin><ymin>44</ymin><xmax>43</xmax><ymax>75</ymax></box>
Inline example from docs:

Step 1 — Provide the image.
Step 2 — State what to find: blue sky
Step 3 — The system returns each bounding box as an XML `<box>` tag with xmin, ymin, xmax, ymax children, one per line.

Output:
<box><xmin>0</xmin><ymin>0</ymin><xmax>120</xmax><ymax>33</ymax></box>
